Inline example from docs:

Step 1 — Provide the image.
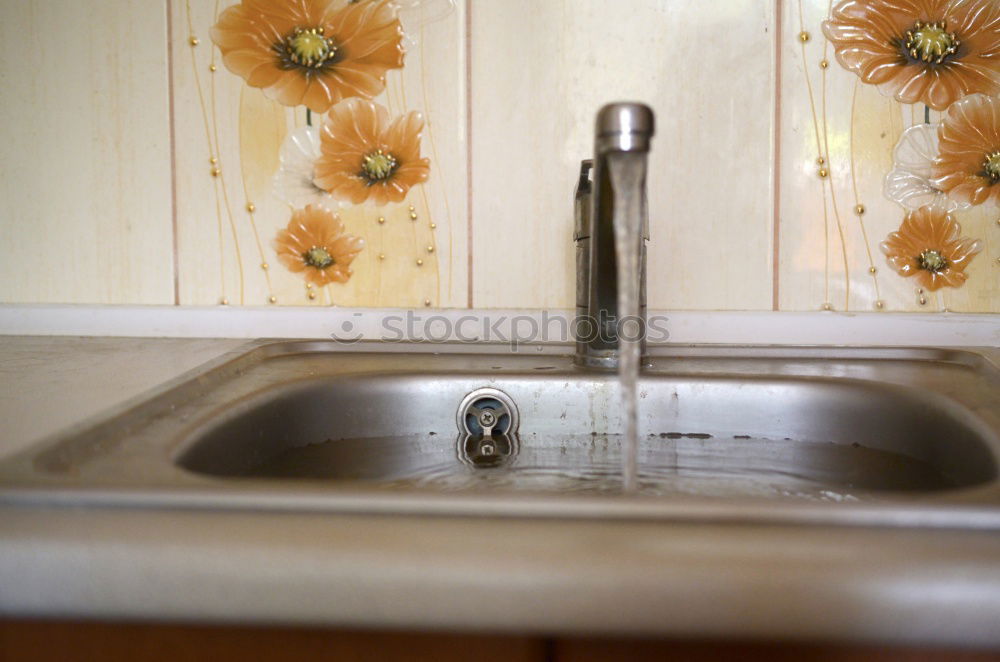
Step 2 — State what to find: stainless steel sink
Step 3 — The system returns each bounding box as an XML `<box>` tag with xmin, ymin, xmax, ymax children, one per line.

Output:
<box><xmin>2</xmin><ymin>341</ymin><xmax>998</xmax><ymax>529</ymax></box>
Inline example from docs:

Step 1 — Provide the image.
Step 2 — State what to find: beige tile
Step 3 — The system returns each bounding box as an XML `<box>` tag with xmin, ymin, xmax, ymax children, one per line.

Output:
<box><xmin>777</xmin><ymin>0</ymin><xmax>999</xmax><ymax>313</ymax></box>
<box><xmin>397</xmin><ymin>0</ymin><xmax>470</xmax><ymax>310</ymax></box>
<box><xmin>471</xmin><ymin>0</ymin><xmax>776</xmax><ymax>310</ymax></box>
<box><xmin>171</xmin><ymin>0</ymin><xmax>467</xmax><ymax>308</ymax></box>
<box><xmin>0</xmin><ymin>0</ymin><xmax>174</xmax><ymax>304</ymax></box>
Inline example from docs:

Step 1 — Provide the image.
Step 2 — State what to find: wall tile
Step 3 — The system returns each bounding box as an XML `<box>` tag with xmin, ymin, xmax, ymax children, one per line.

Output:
<box><xmin>470</xmin><ymin>0</ymin><xmax>776</xmax><ymax>310</ymax></box>
<box><xmin>1</xmin><ymin>0</ymin><xmax>996</xmax><ymax>314</ymax></box>
<box><xmin>778</xmin><ymin>0</ymin><xmax>999</xmax><ymax>313</ymax></box>
<box><xmin>0</xmin><ymin>0</ymin><xmax>174</xmax><ymax>304</ymax></box>
<box><xmin>171</xmin><ymin>0</ymin><xmax>467</xmax><ymax>308</ymax></box>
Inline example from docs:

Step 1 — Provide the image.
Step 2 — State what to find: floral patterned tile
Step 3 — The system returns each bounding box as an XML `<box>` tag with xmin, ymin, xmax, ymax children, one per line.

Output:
<box><xmin>172</xmin><ymin>0</ymin><xmax>466</xmax><ymax>307</ymax></box>
<box><xmin>779</xmin><ymin>0</ymin><xmax>999</xmax><ymax>313</ymax></box>
<box><xmin>4</xmin><ymin>0</ymin><xmax>997</xmax><ymax>313</ymax></box>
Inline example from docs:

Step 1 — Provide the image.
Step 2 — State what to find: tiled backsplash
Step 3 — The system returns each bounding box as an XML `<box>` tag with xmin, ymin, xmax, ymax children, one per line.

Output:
<box><xmin>1</xmin><ymin>0</ymin><xmax>996</xmax><ymax>312</ymax></box>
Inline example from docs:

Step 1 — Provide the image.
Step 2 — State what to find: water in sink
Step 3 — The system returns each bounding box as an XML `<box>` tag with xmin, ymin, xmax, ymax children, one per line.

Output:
<box><xmin>170</xmin><ymin>355</ymin><xmax>998</xmax><ymax>500</ymax></box>
<box><xmin>240</xmin><ymin>432</ymin><xmax>954</xmax><ymax>500</ymax></box>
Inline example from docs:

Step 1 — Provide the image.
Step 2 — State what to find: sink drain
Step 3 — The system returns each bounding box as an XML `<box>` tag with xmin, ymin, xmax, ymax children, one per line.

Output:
<box><xmin>457</xmin><ymin>433</ymin><xmax>519</xmax><ymax>468</ymax></box>
<box><xmin>457</xmin><ymin>388</ymin><xmax>519</xmax><ymax>437</ymax></box>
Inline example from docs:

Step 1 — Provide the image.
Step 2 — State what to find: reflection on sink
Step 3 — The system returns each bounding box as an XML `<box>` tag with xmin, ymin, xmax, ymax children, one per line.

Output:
<box><xmin>196</xmin><ymin>433</ymin><xmax>961</xmax><ymax>500</ymax></box>
<box><xmin>176</xmin><ymin>372</ymin><xmax>994</xmax><ymax>500</ymax></box>
<box><xmin>3</xmin><ymin>342</ymin><xmax>1000</xmax><ymax>524</ymax></box>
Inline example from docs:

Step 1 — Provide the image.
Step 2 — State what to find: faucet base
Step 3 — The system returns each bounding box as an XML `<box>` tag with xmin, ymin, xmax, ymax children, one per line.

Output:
<box><xmin>573</xmin><ymin>350</ymin><xmax>652</xmax><ymax>371</ymax></box>
<box><xmin>573</xmin><ymin>351</ymin><xmax>620</xmax><ymax>371</ymax></box>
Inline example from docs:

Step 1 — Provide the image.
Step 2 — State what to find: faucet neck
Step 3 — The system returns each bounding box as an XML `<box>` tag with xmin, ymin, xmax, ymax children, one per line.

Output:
<box><xmin>574</xmin><ymin>103</ymin><xmax>655</xmax><ymax>370</ymax></box>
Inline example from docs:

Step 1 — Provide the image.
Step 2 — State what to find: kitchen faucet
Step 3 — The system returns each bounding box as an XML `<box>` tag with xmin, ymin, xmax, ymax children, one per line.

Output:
<box><xmin>574</xmin><ymin>102</ymin><xmax>655</xmax><ymax>369</ymax></box>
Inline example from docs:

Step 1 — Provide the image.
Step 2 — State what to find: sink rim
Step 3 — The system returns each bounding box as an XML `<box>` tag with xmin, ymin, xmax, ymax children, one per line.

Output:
<box><xmin>1</xmin><ymin>340</ymin><xmax>999</xmax><ymax>531</ymax></box>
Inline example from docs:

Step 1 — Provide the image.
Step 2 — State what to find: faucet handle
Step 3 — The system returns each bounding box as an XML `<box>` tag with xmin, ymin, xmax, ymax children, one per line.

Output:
<box><xmin>574</xmin><ymin>160</ymin><xmax>593</xmax><ymax>241</ymax></box>
<box><xmin>576</xmin><ymin>159</ymin><xmax>594</xmax><ymax>193</ymax></box>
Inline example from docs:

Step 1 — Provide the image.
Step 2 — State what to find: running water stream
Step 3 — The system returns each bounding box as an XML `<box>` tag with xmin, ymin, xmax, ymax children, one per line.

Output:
<box><xmin>607</xmin><ymin>151</ymin><xmax>647</xmax><ymax>493</ymax></box>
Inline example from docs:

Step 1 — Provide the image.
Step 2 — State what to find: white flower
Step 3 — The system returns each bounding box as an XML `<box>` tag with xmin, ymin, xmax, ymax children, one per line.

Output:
<box><xmin>884</xmin><ymin>123</ymin><xmax>969</xmax><ymax>212</ymax></box>
<box><xmin>392</xmin><ymin>0</ymin><xmax>456</xmax><ymax>26</ymax></box>
<box><xmin>392</xmin><ymin>0</ymin><xmax>456</xmax><ymax>46</ymax></box>
<box><xmin>272</xmin><ymin>126</ymin><xmax>338</xmax><ymax>209</ymax></box>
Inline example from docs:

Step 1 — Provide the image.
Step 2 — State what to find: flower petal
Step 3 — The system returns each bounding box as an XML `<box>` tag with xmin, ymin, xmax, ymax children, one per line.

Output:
<box><xmin>212</xmin><ymin>0</ymin><xmax>404</xmax><ymax>110</ymax></box>
<box><xmin>879</xmin><ymin>204</ymin><xmax>982</xmax><ymax>291</ymax></box>
<box><xmin>315</xmin><ymin>98</ymin><xmax>429</xmax><ymax>205</ymax></box>
<box><xmin>824</xmin><ymin>0</ymin><xmax>1000</xmax><ymax>109</ymax></box>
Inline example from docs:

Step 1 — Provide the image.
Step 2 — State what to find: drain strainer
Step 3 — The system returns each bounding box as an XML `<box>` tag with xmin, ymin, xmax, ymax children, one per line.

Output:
<box><xmin>456</xmin><ymin>388</ymin><xmax>519</xmax><ymax>437</ymax></box>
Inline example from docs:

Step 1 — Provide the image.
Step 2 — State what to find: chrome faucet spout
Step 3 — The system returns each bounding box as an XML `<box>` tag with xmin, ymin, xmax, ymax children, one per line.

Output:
<box><xmin>595</xmin><ymin>102</ymin><xmax>655</xmax><ymax>154</ymax></box>
<box><xmin>574</xmin><ymin>102</ymin><xmax>655</xmax><ymax>369</ymax></box>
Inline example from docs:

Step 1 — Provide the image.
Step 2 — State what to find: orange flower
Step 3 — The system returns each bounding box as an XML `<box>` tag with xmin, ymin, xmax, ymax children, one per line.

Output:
<box><xmin>273</xmin><ymin>205</ymin><xmax>365</xmax><ymax>286</ymax></box>
<box><xmin>931</xmin><ymin>93</ymin><xmax>1000</xmax><ymax>206</ymax></box>
<box><xmin>210</xmin><ymin>0</ymin><xmax>404</xmax><ymax>113</ymax></box>
<box><xmin>879</xmin><ymin>205</ymin><xmax>981</xmax><ymax>290</ymax></box>
<box><xmin>314</xmin><ymin>98</ymin><xmax>430</xmax><ymax>206</ymax></box>
<box><xmin>822</xmin><ymin>0</ymin><xmax>1000</xmax><ymax>111</ymax></box>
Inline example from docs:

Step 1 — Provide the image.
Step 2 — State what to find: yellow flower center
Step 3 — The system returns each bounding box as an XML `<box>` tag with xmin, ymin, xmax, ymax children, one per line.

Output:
<box><xmin>917</xmin><ymin>249</ymin><xmax>949</xmax><ymax>273</ymax></box>
<box><xmin>984</xmin><ymin>151</ymin><xmax>1000</xmax><ymax>181</ymax></box>
<box><xmin>283</xmin><ymin>27</ymin><xmax>337</xmax><ymax>69</ymax></box>
<box><xmin>303</xmin><ymin>246</ymin><xmax>334</xmax><ymax>269</ymax></box>
<box><xmin>904</xmin><ymin>21</ymin><xmax>959</xmax><ymax>64</ymax></box>
<box><xmin>361</xmin><ymin>150</ymin><xmax>398</xmax><ymax>183</ymax></box>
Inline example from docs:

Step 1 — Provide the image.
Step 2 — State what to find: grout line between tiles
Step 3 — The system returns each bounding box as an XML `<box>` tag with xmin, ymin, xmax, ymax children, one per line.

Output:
<box><xmin>166</xmin><ymin>0</ymin><xmax>180</xmax><ymax>306</ymax></box>
<box><xmin>772</xmin><ymin>0</ymin><xmax>784</xmax><ymax>312</ymax></box>
<box><xmin>465</xmin><ymin>0</ymin><xmax>474</xmax><ymax>309</ymax></box>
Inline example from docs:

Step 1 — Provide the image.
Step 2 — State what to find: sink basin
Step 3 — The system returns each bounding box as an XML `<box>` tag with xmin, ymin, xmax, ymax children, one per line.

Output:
<box><xmin>0</xmin><ymin>342</ymin><xmax>1000</xmax><ymax>526</ymax></box>
<box><xmin>2</xmin><ymin>341</ymin><xmax>999</xmax><ymax>527</ymax></box>
<box><xmin>176</xmin><ymin>362</ymin><xmax>993</xmax><ymax>500</ymax></box>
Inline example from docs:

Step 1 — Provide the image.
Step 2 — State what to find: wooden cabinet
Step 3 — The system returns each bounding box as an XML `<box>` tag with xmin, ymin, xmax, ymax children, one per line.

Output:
<box><xmin>1</xmin><ymin>622</ymin><xmax>997</xmax><ymax>662</ymax></box>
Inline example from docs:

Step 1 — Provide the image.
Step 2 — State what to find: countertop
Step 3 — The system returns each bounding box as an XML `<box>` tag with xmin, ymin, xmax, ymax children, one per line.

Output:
<box><xmin>1</xmin><ymin>334</ymin><xmax>999</xmax><ymax>648</ymax></box>
<box><xmin>0</xmin><ymin>336</ymin><xmax>246</xmax><ymax>460</ymax></box>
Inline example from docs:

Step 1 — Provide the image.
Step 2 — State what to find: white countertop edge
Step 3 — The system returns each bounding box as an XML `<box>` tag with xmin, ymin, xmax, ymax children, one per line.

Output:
<box><xmin>0</xmin><ymin>304</ymin><xmax>997</xmax><ymax>347</ymax></box>
<box><xmin>2</xmin><ymin>507</ymin><xmax>999</xmax><ymax>648</ymax></box>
